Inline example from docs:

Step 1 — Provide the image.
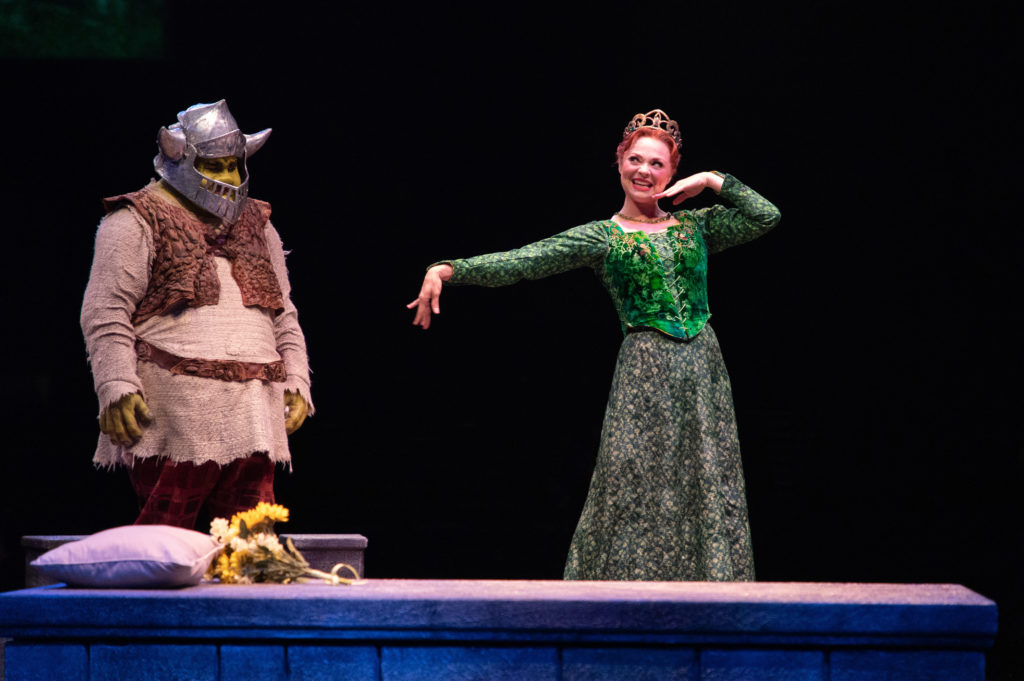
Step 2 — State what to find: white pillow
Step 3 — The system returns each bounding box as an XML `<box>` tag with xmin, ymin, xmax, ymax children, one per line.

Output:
<box><xmin>30</xmin><ymin>525</ymin><xmax>222</xmax><ymax>588</ymax></box>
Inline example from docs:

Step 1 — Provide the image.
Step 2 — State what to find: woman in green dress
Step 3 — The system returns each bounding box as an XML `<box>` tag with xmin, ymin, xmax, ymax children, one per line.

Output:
<box><xmin>408</xmin><ymin>110</ymin><xmax>780</xmax><ymax>581</ymax></box>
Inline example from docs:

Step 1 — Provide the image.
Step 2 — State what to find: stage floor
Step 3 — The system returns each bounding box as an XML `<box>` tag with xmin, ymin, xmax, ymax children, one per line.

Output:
<box><xmin>0</xmin><ymin>580</ymin><xmax>997</xmax><ymax>680</ymax></box>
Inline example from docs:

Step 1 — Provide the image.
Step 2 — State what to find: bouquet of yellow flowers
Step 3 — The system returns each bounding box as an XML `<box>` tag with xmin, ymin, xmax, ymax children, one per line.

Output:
<box><xmin>205</xmin><ymin>502</ymin><xmax>359</xmax><ymax>585</ymax></box>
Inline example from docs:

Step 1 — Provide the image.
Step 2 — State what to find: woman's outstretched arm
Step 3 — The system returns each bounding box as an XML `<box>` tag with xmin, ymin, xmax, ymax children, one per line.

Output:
<box><xmin>406</xmin><ymin>223</ymin><xmax>609</xmax><ymax>330</ymax></box>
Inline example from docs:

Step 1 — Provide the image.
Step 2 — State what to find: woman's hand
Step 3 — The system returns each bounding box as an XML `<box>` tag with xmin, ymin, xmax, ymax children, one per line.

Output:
<box><xmin>407</xmin><ymin>264</ymin><xmax>453</xmax><ymax>330</ymax></box>
<box><xmin>99</xmin><ymin>392</ymin><xmax>151</xmax><ymax>447</ymax></box>
<box><xmin>653</xmin><ymin>171</ymin><xmax>724</xmax><ymax>205</ymax></box>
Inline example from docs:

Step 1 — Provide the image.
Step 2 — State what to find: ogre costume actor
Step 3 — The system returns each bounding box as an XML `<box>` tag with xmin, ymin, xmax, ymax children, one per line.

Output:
<box><xmin>81</xmin><ymin>100</ymin><xmax>313</xmax><ymax>529</ymax></box>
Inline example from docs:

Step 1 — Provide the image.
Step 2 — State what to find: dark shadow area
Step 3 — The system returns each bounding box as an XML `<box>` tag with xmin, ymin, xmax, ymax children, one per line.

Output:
<box><xmin>0</xmin><ymin>2</ymin><xmax>1019</xmax><ymax>677</ymax></box>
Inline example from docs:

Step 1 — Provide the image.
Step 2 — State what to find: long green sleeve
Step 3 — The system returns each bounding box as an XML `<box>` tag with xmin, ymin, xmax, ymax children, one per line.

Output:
<box><xmin>691</xmin><ymin>174</ymin><xmax>781</xmax><ymax>254</ymax></box>
<box><xmin>447</xmin><ymin>223</ymin><xmax>609</xmax><ymax>287</ymax></box>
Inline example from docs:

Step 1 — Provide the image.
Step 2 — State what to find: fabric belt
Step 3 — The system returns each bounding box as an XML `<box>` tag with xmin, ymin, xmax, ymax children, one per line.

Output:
<box><xmin>135</xmin><ymin>340</ymin><xmax>286</xmax><ymax>383</ymax></box>
<box><xmin>624</xmin><ymin>325</ymin><xmax>692</xmax><ymax>343</ymax></box>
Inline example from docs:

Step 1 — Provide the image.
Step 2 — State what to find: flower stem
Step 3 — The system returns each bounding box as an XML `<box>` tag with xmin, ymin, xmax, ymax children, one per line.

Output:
<box><xmin>302</xmin><ymin>563</ymin><xmax>361</xmax><ymax>585</ymax></box>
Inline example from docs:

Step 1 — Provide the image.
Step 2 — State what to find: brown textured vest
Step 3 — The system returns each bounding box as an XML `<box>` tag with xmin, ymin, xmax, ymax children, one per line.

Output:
<box><xmin>102</xmin><ymin>183</ymin><xmax>285</xmax><ymax>324</ymax></box>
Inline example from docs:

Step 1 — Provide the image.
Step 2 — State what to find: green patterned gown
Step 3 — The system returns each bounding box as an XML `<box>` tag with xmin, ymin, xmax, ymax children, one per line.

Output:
<box><xmin>444</xmin><ymin>174</ymin><xmax>780</xmax><ymax>581</ymax></box>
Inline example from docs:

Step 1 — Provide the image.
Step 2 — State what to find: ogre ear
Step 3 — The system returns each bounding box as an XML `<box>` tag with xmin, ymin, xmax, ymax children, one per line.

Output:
<box><xmin>244</xmin><ymin>128</ymin><xmax>272</xmax><ymax>157</ymax></box>
<box><xmin>157</xmin><ymin>125</ymin><xmax>187</xmax><ymax>161</ymax></box>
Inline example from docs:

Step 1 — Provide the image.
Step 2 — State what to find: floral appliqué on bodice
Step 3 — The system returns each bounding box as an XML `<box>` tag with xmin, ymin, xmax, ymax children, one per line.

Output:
<box><xmin>602</xmin><ymin>214</ymin><xmax>710</xmax><ymax>339</ymax></box>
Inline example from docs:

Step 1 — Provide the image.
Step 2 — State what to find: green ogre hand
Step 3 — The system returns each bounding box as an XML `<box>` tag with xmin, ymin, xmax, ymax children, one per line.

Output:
<box><xmin>284</xmin><ymin>390</ymin><xmax>308</xmax><ymax>435</ymax></box>
<box><xmin>99</xmin><ymin>392</ymin><xmax>152</xmax><ymax>447</ymax></box>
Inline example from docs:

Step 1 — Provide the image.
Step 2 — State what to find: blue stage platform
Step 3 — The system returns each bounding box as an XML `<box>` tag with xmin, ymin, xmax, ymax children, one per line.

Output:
<box><xmin>0</xmin><ymin>580</ymin><xmax>997</xmax><ymax>680</ymax></box>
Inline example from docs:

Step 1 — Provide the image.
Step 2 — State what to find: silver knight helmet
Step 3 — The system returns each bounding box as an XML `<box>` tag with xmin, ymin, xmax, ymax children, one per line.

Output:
<box><xmin>153</xmin><ymin>100</ymin><xmax>271</xmax><ymax>224</ymax></box>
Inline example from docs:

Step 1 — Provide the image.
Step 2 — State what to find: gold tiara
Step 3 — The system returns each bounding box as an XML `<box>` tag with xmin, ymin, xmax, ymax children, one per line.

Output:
<box><xmin>623</xmin><ymin>109</ymin><xmax>682</xmax><ymax>148</ymax></box>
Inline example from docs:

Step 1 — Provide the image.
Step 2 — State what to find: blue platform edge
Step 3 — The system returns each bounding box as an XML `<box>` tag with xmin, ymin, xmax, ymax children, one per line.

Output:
<box><xmin>0</xmin><ymin>580</ymin><xmax>997</xmax><ymax>648</ymax></box>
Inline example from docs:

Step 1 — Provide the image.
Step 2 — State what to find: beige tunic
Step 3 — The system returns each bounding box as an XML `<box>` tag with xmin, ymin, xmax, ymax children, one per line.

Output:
<box><xmin>81</xmin><ymin>199</ymin><xmax>313</xmax><ymax>469</ymax></box>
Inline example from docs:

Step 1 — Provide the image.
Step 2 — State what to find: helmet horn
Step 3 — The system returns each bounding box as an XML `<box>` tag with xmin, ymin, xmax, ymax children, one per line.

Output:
<box><xmin>245</xmin><ymin>128</ymin><xmax>272</xmax><ymax>157</ymax></box>
<box><xmin>157</xmin><ymin>126</ymin><xmax>187</xmax><ymax>161</ymax></box>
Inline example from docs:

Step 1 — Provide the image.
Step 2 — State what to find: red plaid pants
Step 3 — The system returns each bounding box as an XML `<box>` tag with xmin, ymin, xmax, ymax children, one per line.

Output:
<box><xmin>128</xmin><ymin>453</ymin><xmax>276</xmax><ymax>529</ymax></box>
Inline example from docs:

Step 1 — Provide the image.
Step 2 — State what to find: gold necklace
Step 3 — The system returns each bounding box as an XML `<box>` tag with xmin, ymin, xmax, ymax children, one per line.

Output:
<box><xmin>614</xmin><ymin>211</ymin><xmax>673</xmax><ymax>224</ymax></box>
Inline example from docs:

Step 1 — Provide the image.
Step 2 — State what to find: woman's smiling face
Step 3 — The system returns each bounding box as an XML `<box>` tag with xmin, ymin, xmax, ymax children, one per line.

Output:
<box><xmin>618</xmin><ymin>136</ymin><xmax>673</xmax><ymax>204</ymax></box>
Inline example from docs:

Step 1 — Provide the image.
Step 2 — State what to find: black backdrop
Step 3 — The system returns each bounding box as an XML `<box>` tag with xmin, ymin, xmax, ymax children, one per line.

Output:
<box><xmin>1</xmin><ymin>2</ymin><xmax>1020</xmax><ymax>677</ymax></box>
